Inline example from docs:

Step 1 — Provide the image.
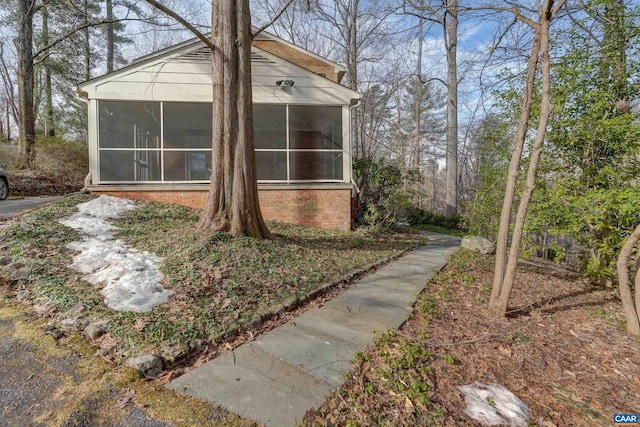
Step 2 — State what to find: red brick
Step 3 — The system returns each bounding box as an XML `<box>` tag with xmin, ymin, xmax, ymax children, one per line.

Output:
<box><xmin>95</xmin><ymin>188</ymin><xmax>352</xmax><ymax>231</ymax></box>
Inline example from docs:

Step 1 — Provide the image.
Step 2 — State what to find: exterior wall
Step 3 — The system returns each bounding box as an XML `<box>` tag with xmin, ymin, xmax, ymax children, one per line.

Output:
<box><xmin>93</xmin><ymin>186</ymin><xmax>352</xmax><ymax>231</ymax></box>
<box><xmin>253</xmin><ymin>39</ymin><xmax>341</xmax><ymax>83</ymax></box>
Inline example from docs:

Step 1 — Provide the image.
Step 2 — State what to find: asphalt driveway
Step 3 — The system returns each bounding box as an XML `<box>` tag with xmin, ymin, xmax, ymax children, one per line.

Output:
<box><xmin>0</xmin><ymin>196</ymin><xmax>62</xmax><ymax>219</ymax></box>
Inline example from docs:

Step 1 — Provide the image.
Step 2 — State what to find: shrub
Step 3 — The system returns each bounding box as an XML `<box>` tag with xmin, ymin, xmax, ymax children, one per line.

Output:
<box><xmin>0</xmin><ymin>142</ymin><xmax>18</xmax><ymax>167</ymax></box>
<box><xmin>34</xmin><ymin>136</ymin><xmax>88</xmax><ymax>182</ymax></box>
<box><xmin>407</xmin><ymin>208</ymin><xmax>466</xmax><ymax>230</ymax></box>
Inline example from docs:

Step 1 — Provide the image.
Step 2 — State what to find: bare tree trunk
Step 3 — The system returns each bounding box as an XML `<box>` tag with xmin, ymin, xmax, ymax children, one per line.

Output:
<box><xmin>5</xmin><ymin>99</ymin><xmax>10</xmax><ymax>142</ymax></box>
<box><xmin>348</xmin><ymin>1</ymin><xmax>360</xmax><ymax>160</ymax></box>
<box><xmin>231</xmin><ymin>0</ymin><xmax>270</xmax><ymax>238</ymax></box>
<box><xmin>42</xmin><ymin>5</ymin><xmax>54</xmax><ymax>137</ymax></box>
<box><xmin>197</xmin><ymin>0</ymin><xmax>269</xmax><ymax>238</ymax></box>
<box><xmin>490</xmin><ymin>1</ymin><xmax>555</xmax><ymax>317</ymax></box>
<box><xmin>198</xmin><ymin>0</ymin><xmax>235</xmax><ymax>231</ymax></box>
<box><xmin>604</xmin><ymin>0</ymin><xmax>627</xmax><ymax>104</ymax></box>
<box><xmin>616</xmin><ymin>224</ymin><xmax>640</xmax><ymax>336</ymax></box>
<box><xmin>413</xmin><ymin>5</ymin><xmax>424</xmax><ymax>169</ymax></box>
<box><xmin>444</xmin><ymin>0</ymin><xmax>458</xmax><ymax>216</ymax></box>
<box><xmin>106</xmin><ymin>0</ymin><xmax>114</xmax><ymax>73</ymax></box>
<box><xmin>84</xmin><ymin>0</ymin><xmax>91</xmax><ymax>80</ymax></box>
<box><xmin>490</xmin><ymin>28</ymin><xmax>541</xmax><ymax>312</ymax></box>
<box><xmin>15</xmin><ymin>0</ymin><xmax>36</xmax><ymax>169</ymax></box>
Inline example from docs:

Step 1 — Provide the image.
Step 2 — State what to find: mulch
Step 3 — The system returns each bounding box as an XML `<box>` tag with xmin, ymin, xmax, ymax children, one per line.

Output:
<box><xmin>305</xmin><ymin>251</ymin><xmax>640</xmax><ymax>426</ymax></box>
<box><xmin>8</xmin><ymin>170</ymin><xmax>82</xmax><ymax>198</ymax></box>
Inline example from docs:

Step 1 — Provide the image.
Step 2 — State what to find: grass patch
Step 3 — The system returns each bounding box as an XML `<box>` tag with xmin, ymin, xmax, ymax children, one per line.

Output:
<box><xmin>412</xmin><ymin>224</ymin><xmax>467</xmax><ymax>237</ymax></box>
<box><xmin>0</xmin><ymin>302</ymin><xmax>252</xmax><ymax>427</ymax></box>
<box><xmin>0</xmin><ymin>196</ymin><xmax>428</xmax><ymax>362</ymax></box>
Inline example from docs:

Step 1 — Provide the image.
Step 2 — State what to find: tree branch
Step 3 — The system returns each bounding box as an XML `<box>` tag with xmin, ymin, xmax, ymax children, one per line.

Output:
<box><xmin>32</xmin><ymin>16</ymin><xmax>188</xmax><ymax>59</ymax></box>
<box><xmin>143</xmin><ymin>0</ymin><xmax>217</xmax><ymax>52</ymax></box>
<box><xmin>253</xmin><ymin>0</ymin><xmax>296</xmax><ymax>38</ymax></box>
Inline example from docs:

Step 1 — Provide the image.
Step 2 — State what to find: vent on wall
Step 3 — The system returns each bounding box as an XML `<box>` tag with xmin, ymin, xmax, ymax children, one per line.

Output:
<box><xmin>176</xmin><ymin>47</ymin><xmax>276</xmax><ymax>65</ymax></box>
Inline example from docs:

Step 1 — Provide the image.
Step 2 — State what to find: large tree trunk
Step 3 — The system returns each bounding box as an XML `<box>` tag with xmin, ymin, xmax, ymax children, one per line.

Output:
<box><xmin>489</xmin><ymin>1</ymin><xmax>555</xmax><ymax>317</ymax></box>
<box><xmin>198</xmin><ymin>0</ymin><xmax>269</xmax><ymax>238</ymax></box>
<box><xmin>231</xmin><ymin>0</ymin><xmax>270</xmax><ymax>238</ymax></box>
<box><xmin>15</xmin><ymin>0</ymin><xmax>36</xmax><ymax>169</ymax></box>
<box><xmin>444</xmin><ymin>0</ymin><xmax>458</xmax><ymax>216</ymax></box>
<box><xmin>198</xmin><ymin>0</ymin><xmax>235</xmax><ymax>231</ymax></box>
<box><xmin>106</xmin><ymin>0</ymin><xmax>114</xmax><ymax>73</ymax></box>
<box><xmin>616</xmin><ymin>224</ymin><xmax>640</xmax><ymax>336</ymax></box>
<box><xmin>42</xmin><ymin>5</ymin><xmax>54</xmax><ymax>137</ymax></box>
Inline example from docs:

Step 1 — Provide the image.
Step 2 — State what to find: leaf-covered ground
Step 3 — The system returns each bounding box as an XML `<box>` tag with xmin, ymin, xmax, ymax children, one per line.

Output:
<box><xmin>0</xmin><ymin>194</ymin><xmax>428</xmax><ymax>366</ymax></box>
<box><xmin>303</xmin><ymin>250</ymin><xmax>640</xmax><ymax>426</ymax></box>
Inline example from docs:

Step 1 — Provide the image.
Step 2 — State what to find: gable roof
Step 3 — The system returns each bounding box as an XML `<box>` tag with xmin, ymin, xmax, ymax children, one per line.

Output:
<box><xmin>77</xmin><ymin>40</ymin><xmax>359</xmax><ymax>105</ymax></box>
<box><xmin>131</xmin><ymin>28</ymin><xmax>345</xmax><ymax>74</ymax></box>
<box><xmin>77</xmin><ymin>28</ymin><xmax>358</xmax><ymax>105</ymax></box>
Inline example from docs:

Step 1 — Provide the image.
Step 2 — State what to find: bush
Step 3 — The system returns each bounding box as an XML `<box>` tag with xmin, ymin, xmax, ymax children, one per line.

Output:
<box><xmin>34</xmin><ymin>136</ymin><xmax>88</xmax><ymax>182</ymax></box>
<box><xmin>0</xmin><ymin>142</ymin><xmax>18</xmax><ymax>167</ymax></box>
<box><xmin>407</xmin><ymin>208</ymin><xmax>466</xmax><ymax>230</ymax></box>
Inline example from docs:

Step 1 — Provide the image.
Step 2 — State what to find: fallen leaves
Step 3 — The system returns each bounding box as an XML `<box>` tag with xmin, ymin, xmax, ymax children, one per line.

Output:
<box><xmin>303</xmin><ymin>251</ymin><xmax>640</xmax><ymax>426</ymax></box>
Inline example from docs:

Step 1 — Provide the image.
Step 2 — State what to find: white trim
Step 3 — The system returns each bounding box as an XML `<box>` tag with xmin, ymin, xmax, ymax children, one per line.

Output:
<box><xmin>253</xmin><ymin>29</ymin><xmax>345</xmax><ymax>73</ymax></box>
<box><xmin>95</xmin><ymin>101</ymin><xmax>350</xmax><ymax>186</ymax></box>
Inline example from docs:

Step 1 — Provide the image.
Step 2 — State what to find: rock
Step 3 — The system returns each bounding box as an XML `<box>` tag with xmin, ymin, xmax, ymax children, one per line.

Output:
<box><xmin>0</xmin><ymin>257</ymin><xmax>11</xmax><ymax>266</ymax></box>
<box><xmin>461</xmin><ymin>236</ymin><xmax>496</xmax><ymax>255</ymax></box>
<box><xmin>125</xmin><ymin>354</ymin><xmax>163</xmax><ymax>377</ymax></box>
<box><xmin>84</xmin><ymin>320</ymin><xmax>110</xmax><ymax>340</ymax></box>
<box><xmin>457</xmin><ymin>382</ymin><xmax>529</xmax><ymax>426</ymax></box>
<box><xmin>44</xmin><ymin>325</ymin><xmax>65</xmax><ymax>340</ymax></box>
<box><xmin>160</xmin><ymin>344</ymin><xmax>187</xmax><ymax>367</ymax></box>
<box><xmin>63</xmin><ymin>302</ymin><xmax>86</xmax><ymax>318</ymax></box>
<box><xmin>61</xmin><ymin>316</ymin><xmax>89</xmax><ymax>332</ymax></box>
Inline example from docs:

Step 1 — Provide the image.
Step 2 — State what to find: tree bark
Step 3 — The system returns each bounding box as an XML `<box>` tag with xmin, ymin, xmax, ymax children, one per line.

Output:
<box><xmin>490</xmin><ymin>1</ymin><xmax>555</xmax><ymax>317</ymax></box>
<box><xmin>413</xmin><ymin>3</ymin><xmax>424</xmax><ymax>169</ymax></box>
<box><xmin>106</xmin><ymin>0</ymin><xmax>114</xmax><ymax>73</ymax></box>
<box><xmin>15</xmin><ymin>0</ymin><xmax>36</xmax><ymax>169</ymax></box>
<box><xmin>231</xmin><ymin>0</ymin><xmax>270</xmax><ymax>238</ymax></box>
<box><xmin>603</xmin><ymin>0</ymin><xmax>627</xmax><ymax>103</ymax></box>
<box><xmin>489</xmin><ymin>27</ymin><xmax>541</xmax><ymax>313</ymax></box>
<box><xmin>5</xmin><ymin>99</ymin><xmax>10</xmax><ymax>142</ymax></box>
<box><xmin>616</xmin><ymin>224</ymin><xmax>640</xmax><ymax>336</ymax></box>
<box><xmin>198</xmin><ymin>0</ymin><xmax>235</xmax><ymax>231</ymax></box>
<box><xmin>42</xmin><ymin>5</ymin><xmax>55</xmax><ymax>137</ymax></box>
<box><xmin>197</xmin><ymin>0</ymin><xmax>270</xmax><ymax>238</ymax></box>
<box><xmin>444</xmin><ymin>0</ymin><xmax>458</xmax><ymax>216</ymax></box>
<box><xmin>84</xmin><ymin>0</ymin><xmax>91</xmax><ymax>81</ymax></box>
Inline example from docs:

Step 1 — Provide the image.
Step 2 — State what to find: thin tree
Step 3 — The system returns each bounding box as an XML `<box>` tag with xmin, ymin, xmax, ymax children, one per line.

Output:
<box><xmin>42</xmin><ymin>4</ymin><xmax>55</xmax><ymax>137</ymax></box>
<box><xmin>489</xmin><ymin>0</ymin><xmax>566</xmax><ymax>317</ymax></box>
<box><xmin>15</xmin><ymin>0</ymin><xmax>36</xmax><ymax>168</ymax></box>
<box><xmin>106</xmin><ymin>0</ymin><xmax>115</xmax><ymax>73</ymax></box>
<box><xmin>406</xmin><ymin>0</ymin><xmax>459</xmax><ymax>216</ymax></box>
<box><xmin>444</xmin><ymin>0</ymin><xmax>458</xmax><ymax>216</ymax></box>
<box><xmin>616</xmin><ymin>224</ymin><xmax>640</xmax><ymax>336</ymax></box>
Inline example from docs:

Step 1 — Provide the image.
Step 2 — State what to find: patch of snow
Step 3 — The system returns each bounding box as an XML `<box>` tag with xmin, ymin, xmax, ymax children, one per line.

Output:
<box><xmin>58</xmin><ymin>195</ymin><xmax>172</xmax><ymax>313</ymax></box>
<box><xmin>76</xmin><ymin>195</ymin><xmax>137</xmax><ymax>219</ymax></box>
<box><xmin>457</xmin><ymin>382</ymin><xmax>529</xmax><ymax>427</ymax></box>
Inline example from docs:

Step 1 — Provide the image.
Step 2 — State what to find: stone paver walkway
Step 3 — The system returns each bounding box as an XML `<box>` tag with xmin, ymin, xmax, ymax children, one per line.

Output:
<box><xmin>168</xmin><ymin>232</ymin><xmax>461</xmax><ymax>426</ymax></box>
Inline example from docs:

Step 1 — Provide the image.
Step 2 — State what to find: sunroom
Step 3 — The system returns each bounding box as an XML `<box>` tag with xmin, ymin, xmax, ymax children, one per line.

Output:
<box><xmin>77</xmin><ymin>32</ymin><xmax>361</xmax><ymax>230</ymax></box>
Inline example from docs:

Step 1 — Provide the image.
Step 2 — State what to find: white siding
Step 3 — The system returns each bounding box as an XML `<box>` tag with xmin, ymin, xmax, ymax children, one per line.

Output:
<box><xmin>81</xmin><ymin>46</ymin><xmax>358</xmax><ymax>105</ymax></box>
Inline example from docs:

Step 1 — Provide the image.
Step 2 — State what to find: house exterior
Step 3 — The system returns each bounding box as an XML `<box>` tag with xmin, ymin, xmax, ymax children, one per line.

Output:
<box><xmin>76</xmin><ymin>31</ymin><xmax>361</xmax><ymax>231</ymax></box>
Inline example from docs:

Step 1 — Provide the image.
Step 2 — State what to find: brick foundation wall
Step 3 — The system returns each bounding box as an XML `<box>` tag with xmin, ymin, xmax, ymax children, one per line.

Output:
<box><xmin>94</xmin><ymin>186</ymin><xmax>352</xmax><ymax>231</ymax></box>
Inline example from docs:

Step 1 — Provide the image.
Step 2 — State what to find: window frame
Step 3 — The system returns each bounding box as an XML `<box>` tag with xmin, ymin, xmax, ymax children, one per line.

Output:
<box><xmin>96</xmin><ymin>100</ymin><xmax>346</xmax><ymax>184</ymax></box>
